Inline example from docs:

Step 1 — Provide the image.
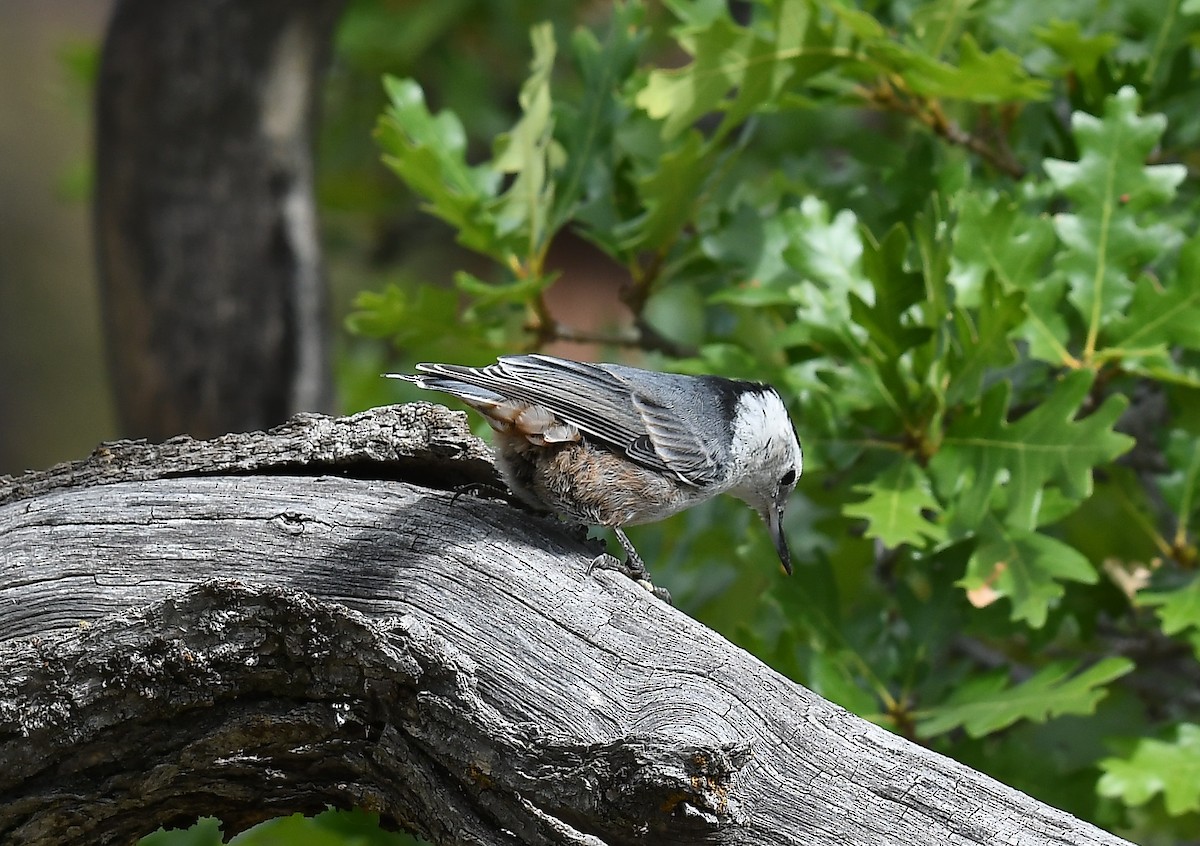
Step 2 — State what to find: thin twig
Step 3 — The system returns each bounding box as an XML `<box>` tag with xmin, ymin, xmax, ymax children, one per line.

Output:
<box><xmin>859</xmin><ymin>80</ymin><xmax>1027</xmax><ymax>180</ymax></box>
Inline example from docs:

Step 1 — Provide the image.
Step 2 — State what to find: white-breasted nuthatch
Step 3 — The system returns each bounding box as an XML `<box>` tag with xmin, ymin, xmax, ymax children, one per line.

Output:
<box><xmin>386</xmin><ymin>354</ymin><xmax>803</xmax><ymax>574</ymax></box>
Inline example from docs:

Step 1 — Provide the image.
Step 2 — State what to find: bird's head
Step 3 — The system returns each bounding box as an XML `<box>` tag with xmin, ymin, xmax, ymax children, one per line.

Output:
<box><xmin>725</xmin><ymin>386</ymin><xmax>803</xmax><ymax>574</ymax></box>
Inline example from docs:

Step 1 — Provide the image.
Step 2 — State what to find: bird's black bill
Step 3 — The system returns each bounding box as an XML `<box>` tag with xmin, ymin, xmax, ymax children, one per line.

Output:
<box><xmin>765</xmin><ymin>503</ymin><xmax>792</xmax><ymax>575</ymax></box>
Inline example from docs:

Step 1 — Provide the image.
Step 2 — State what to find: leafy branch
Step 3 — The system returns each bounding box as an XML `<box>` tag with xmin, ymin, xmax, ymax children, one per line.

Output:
<box><xmin>858</xmin><ymin>77</ymin><xmax>1026</xmax><ymax>179</ymax></box>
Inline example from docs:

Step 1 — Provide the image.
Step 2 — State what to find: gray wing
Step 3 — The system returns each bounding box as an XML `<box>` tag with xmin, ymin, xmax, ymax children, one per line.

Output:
<box><xmin>411</xmin><ymin>354</ymin><xmax>727</xmax><ymax>487</ymax></box>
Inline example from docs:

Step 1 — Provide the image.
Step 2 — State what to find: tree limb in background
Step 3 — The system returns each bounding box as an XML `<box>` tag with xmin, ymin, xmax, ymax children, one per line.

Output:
<box><xmin>94</xmin><ymin>0</ymin><xmax>344</xmax><ymax>440</ymax></box>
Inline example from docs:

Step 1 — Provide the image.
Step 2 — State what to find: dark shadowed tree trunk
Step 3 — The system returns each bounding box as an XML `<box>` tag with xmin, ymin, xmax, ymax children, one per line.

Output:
<box><xmin>95</xmin><ymin>0</ymin><xmax>345</xmax><ymax>440</ymax></box>
<box><xmin>0</xmin><ymin>404</ymin><xmax>1135</xmax><ymax>846</ymax></box>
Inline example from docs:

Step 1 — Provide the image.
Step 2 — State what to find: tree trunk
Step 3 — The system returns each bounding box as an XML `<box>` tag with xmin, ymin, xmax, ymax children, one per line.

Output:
<box><xmin>94</xmin><ymin>0</ymin><xmax>345</xmax><ymax>441</ymax></box>
<box><xmin>0</xmin><ymin>404</ymin><xmax>1133</xmax><ymax>846</ymax></box>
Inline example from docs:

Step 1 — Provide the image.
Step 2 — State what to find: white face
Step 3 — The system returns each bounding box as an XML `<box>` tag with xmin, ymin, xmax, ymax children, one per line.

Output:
<box><xmin>727</xmin><ymin>388</ymin><xmax>803</xmax><ymax>508</ymax></box>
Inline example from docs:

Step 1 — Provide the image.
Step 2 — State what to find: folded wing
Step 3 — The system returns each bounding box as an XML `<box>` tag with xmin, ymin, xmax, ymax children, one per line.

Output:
<box><xmin>408</xmin><ymin>354</ymin><xmax>726</xmax><ymax>488</ymax></box>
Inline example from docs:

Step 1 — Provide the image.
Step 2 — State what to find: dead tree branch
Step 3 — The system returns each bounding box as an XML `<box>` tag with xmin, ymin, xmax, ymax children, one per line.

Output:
<box><xmin>0</xmin><ymin>404</ymin><xmax>1131</xmax><ymax>846</ymax></box>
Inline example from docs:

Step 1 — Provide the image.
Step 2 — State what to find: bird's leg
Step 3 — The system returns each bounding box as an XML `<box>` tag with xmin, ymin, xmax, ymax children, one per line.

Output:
<box><xmin>613</xmin><ymin>527</ymin><xmax>649</xmax><ymax>579</ymax></box>
<box><xmin>586</xmin><ymin>528</ymin><xmax>646</xmax><ymax>579</ymax></box>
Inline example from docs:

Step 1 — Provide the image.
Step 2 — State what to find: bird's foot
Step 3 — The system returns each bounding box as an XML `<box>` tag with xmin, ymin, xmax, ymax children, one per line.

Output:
<box><xmin>448</xmin><ymin>481</ymin><xmax>510</xmax><ymax>505</ymax></box>
<box><xmin>587</xmin><ymin>548</ymin><xmax>672</xmax><ymax>605</ymax></box>
<box><xmin>586</xmin><ymin>551</ymin><xmax>644</xmax><ymax>580</ymax></box>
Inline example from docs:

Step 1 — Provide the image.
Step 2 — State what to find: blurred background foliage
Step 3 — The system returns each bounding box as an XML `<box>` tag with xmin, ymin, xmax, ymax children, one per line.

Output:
<box><xmin>3</xmin><ymin>0</ymin><xmax>1200</xmax><ymax>843</ymax></box>
<box><xmin>0</xmin><ymin>2</ymin><xmax>113</xmax><ymax>476</ymax></box>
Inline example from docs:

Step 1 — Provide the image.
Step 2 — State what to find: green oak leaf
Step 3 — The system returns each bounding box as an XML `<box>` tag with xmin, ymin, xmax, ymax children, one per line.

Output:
<box><xmin>552</xmin><ymin>2</ymin><xmax>645</xmax><ymax>236</ymax></box>
<box><xmin>772</xmin><ymin>199</ymin><xmax>873</xmax><ymax>409</ymax></box>
<box><xmin>637</xmin><ymin>0</ymin><xmax>845</xmax><ymax>140</ymax></box>
<box><xmin>780</xmin><ymin>196</ymin><xmax>870</xmax><ymax>328</ymax></box>
<box><xmin>1043</xmin><ymin>86</ymin><xmax>1187</xmax><ymax>354</ymax></box>
<box><xmin>376</xmin><ymin>77</ymin><xmax>501</xmax><ymax>258</ymax></box>
<box><xmin>845</xmin><ymin>460</ymin><xmax>945</xmax><ymax>548</ymax></box>
<box><xmin>844</xmin><ymin>225</ymin><xmax>933</xmax><ymax>428</ymax></box>
<box><xmin>1105</xmin><ymin>234</ymin><xmax>1200</xmax><ymax>374</ymax></box>
<box><xmin>639</xmin><ymin>3</ymin><xmax>1044</xmax><ymax>143</ymax></box>
<box><xmin>346</xmin><ymin>284</ymin><xmax>465</xmax><ymax>352</ymax></box>
<box><xmin>490</xmin><ymin>23</ymin><xmax>564</xmax><ymax>255</ymax></box>
<box><xmin>1035</xmin><ymin>20</ymin><xmax>1117</xmax><ymax>100</ymax></box>
<box><xmin>933</xmin><ymin>370</ymin><xmax>1133</xmax><ymax>532</ymax></box>
<box><xmin>916</xmin><ymin>657</ymin><xmax>1133</xmax><ymax>738</ymax></box>
<box><xmin>1141</xmin><ymin>575</ymin><xmax>1200</xmax><ymax>637</ymax></box>
<box><xmin>636</xmin><ymin>9</ymin><xmax>747</xmax><ymax>139</ymax></box>
<box><xmin>870</xmin><ymin>34</ymin><xmax>1049</xmax><ymax>102</ymax></box>
<box><xmin>612</xmin><ymin>128</ymin><xmax>706</xmax><ymax>252</ymax></box>
<box><xmin>943</xmin><ymin>278</ymin><xmax>1023</xmax><ymax>406</ymax></box>
<box><xmin>852</xmin><ymin>224</ymin><xmax>932</xmax><ymax>362</ymax></box>
<box><xmin>1099</xmin><ymin>724</ymin><xmax>1200</xmax><ymax>816</ymax></box>
<box><xmin>960</xmin><ymin>524</ymin><xmax>1098</xmax><ymax>627</ymax></box>
<box><xmin>454</xmin><ymin>270</ymin><xmax>556</xmax><ymax>307</ymax></box>
<box><xmin>949</xmin><ymin>192</ymin><xmax>1059</xmax><ymax>360</ymax></box>
<box><xmin>702</xmin><ymin>204</ymin><xmax>795</xmax><ymax>289</ymax></box>
<box><xmin>1157</xmin><ymin>428</ymin><xmax>1200</xmax><ymax>540</ymax></box>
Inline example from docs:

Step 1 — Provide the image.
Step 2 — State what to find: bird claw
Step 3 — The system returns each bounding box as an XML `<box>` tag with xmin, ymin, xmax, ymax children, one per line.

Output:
<box><xmin>448</xmin><ymin>481</ymin><xmax>511</xmax><ymax>506</ymax></box>
<box><xmin>587</xmin><ymin>551</ymin><xmax>643</xmax><ymax>579</ymax></box>
<box><xmin>586</xmin><ymin>553</ymin><xmax>672</xmax><ymax>604</ymax></box>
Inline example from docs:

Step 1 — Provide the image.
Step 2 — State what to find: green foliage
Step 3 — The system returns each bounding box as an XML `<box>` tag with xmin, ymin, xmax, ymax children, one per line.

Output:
<box><xmin>141</xmin><ymin>818</ymin><xmax>223</xmax><ymax>846</ymax></box>
<box><xmin>139</xmin><ymin>810</ymin><xmax>422</xmax><ymax>846</ymax></box>
<box><xmin>935</xmin><ymin>371</ymin><xmax>1131</xmax><ymax>532</ymax></box>
<box><xmin>845</xmin><ymin>460</ymin><xmax>945</xmax><ymax>548</ymax></box>
<box><xmin>376</xmin><ymin>77</ymin><xmax>503</xmax><ymax>258</ymax></box>
<box><xmin>338</xmin><ymin>0</ymin><xmax>1200</xmax><ymax>842</ymax></box>
<box><xmin>1100</xmin><ymin>724</ymin><xmax>1200</xmax><ymax>816</ymax></box>
<box><xmin>1044</xmin><ymin>88</ymin><xmax>1187</xmax><ymax>362</ymax></box>
<box><xmin>1141</xmin><ymin>573</ymin><xmax>1200</xmax><ymax>638</ymax></box>
<box><xmin>916</xmin><ymin>658</ymin><xmax>1134</xmax><ymax>738</ymax></box>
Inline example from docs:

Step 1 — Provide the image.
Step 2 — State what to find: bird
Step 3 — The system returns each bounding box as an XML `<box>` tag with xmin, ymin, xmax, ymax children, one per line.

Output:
<box><xmin>385</xmin><ymin>354</ymin><xmax>803</xmax><ymax>575</ymax></box>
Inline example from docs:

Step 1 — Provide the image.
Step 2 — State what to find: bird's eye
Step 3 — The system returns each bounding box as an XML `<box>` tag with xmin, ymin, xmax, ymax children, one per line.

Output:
<box><xmin>780</xmin><ymin>469</ymin><xmax>796</xmax><ymax>487</ymax></box>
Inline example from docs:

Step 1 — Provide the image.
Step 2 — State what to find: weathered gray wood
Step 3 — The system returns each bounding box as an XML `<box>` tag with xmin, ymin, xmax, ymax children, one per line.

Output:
<box><xmin>0</xmin><ymin>404</ymin><xmax>1132</xmax><ymax>846</ymax></box>
<box><xmin>0</xmin><ymin>402</ymin><xmax>496</xmax><ymax>508</ymax></box>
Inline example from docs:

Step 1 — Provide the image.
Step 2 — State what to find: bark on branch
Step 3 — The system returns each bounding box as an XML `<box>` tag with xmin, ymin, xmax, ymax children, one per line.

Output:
<box><xmin>0</xmin><ymin>404</ymin><xmax>1132</xmax><ymax>846</ymax></box>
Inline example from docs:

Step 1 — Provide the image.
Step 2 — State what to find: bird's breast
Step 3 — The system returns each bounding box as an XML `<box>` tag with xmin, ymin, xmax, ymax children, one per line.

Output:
<box><xmin>492</xmin><ymin>435</ymin><xmax>708</xmax><ymax>528</ymax></box>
